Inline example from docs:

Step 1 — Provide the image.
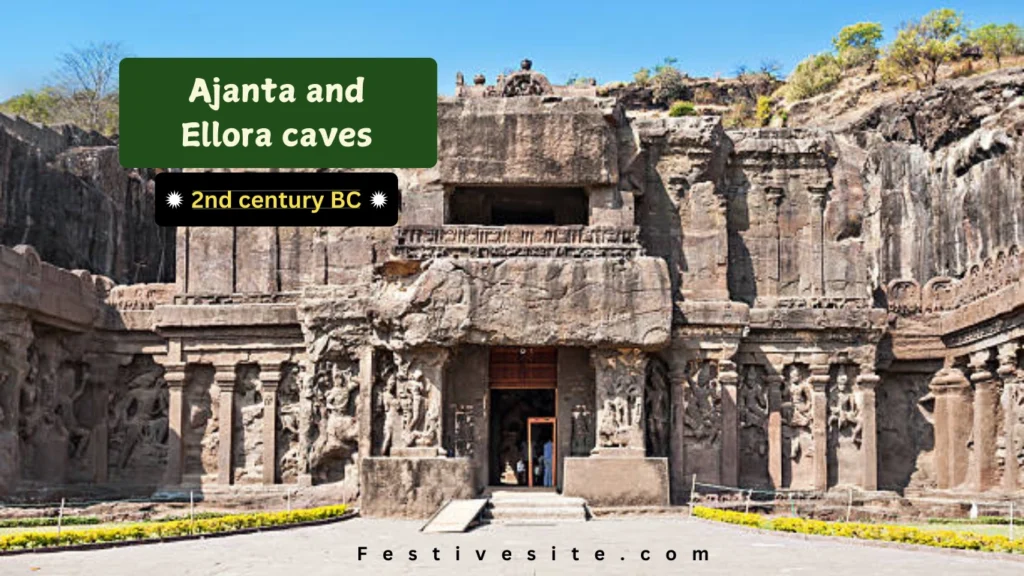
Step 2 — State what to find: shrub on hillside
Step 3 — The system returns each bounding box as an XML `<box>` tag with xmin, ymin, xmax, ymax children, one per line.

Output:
<box><xmin>880</xmin><ymin>8</ymin><xmax>967</xmax><ymax>87</ymax></box>
<box><xmin>833</xmin><ymin>22</ymin><xmax>884</xmax><ymax>70</ymax></box>
<box><xmin>668</xmin><ymin>100</ymin><xmax>696</xmax><ymax>117</ymax></box>
<box><xmin>970</xmin><ymin>23</ymin><xmax>1024</xmax><ymax>68</ymax></box>
<box><xmin>782</xmin><ymin>52</ymin><xmax>842</xmax><ymax>101</ymax></box>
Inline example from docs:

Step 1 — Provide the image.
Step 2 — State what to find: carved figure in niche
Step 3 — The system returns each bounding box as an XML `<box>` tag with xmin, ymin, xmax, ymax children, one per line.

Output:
<box><xmin>682</xmin><ymin>360</ymin><xmax>721</xmax><ymax>447</ymax></box>
<box><xmin>645</xmin><ymin>359</ymin><xmax>670</xmax><ymax>457</ymax></box>
<box><xmin>55</xmin><ymin>364</ymin><xmax>92</xmax><ymax>462</ymax></box>
<box><xmin>308</xmin><ymin>362</ymin><xmax>359</xmax><ymax>481</ymax></box>
<box><xmin>108</xmin><ymin>364</ymin><xmax>169</xmax><ymax>470</ymax></box>
<box><xmin>598</xmin><ymin>369</ymin><xmax>643</xmax><ymax>448</ymax></box>
<box><xmin>295</xmin><ymin>368</ymin><xmax>317</xmax><ymax>475</ymax></box>
<box><xmin>782</xmin><ymin>364</ymin><xmax>813</xmax><ymax>462</ymax></box>
<box><xmin>274</xmin><ymin>364</ymin><xmax>303</xmax><ymax>481</ymax></box>
<box><xmin>401</xmin><ymin>369</ymin><xmax>426</xmax><ymax>437</ymax></box>
<box><xmin>828</xmin><ymin>366</ymin><xmax>862</xmax><ymax>447</ymax></box>
<box><xmin>1011</xmin><ymin>383</ymin><xmax>1024</xmax><ymax>469</ymax></box>
<box><xmin>375</xmin><ymin>357</ymin><xmax>400</xmax><ymax>456</ymax></box>
<box><xmin>739</xmin><ymin>365</ymin><xmax>768</xmax><ymax>458</ymax></box>
<box><xmin>570</xmin><ymin>404</ymin><xmax>593</xmax><ymax>456</ymax></box>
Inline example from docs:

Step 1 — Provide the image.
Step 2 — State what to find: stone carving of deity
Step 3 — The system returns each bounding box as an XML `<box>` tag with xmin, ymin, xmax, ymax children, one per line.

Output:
<box><xmin>683</xmin><ymin>361</ymin><xmax>721</xmax><ymax>447</ymax></box>
<box><xmin>739</xmin><ymin>365</ymin><xmax>769</xmax><ymax>458</ymax></box>
<box><xmin>570</xmin><ymin>404</ymin><xmax>593</xmax><ymax>456</ymax></box>
<box><xmin>828</xmin><ymin>367</ymin><xmax>862</xmax><ymax>446</ymax></box>
<box><xmin>783</xmin><ymin>364</ymin><xmax>813</xmax><ymax>461</ymax></box>
<box><xmin>645</xmin><ymin>360</ymin><xmax>670</xmax><ymax>458</ymax></box>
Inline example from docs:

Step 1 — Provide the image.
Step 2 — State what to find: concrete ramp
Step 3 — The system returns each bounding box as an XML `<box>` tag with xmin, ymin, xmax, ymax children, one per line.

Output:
<box><xmin>421</xmin><ymin>498</ymin><xmax>489</xmax><ymax>533</ymax></box>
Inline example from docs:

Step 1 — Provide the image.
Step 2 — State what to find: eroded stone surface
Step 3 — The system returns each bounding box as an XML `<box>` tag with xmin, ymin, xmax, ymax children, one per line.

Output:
<box><xmin>0</xmin><ymin>64</ymin><xmax>1022</xmax><ymax>509</ymax></box>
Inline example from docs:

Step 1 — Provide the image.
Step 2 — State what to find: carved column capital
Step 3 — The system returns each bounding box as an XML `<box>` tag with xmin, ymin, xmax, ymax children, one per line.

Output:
<box><xmin>764</xmin><ymin>186</ymin><xmax>785</xmax><ymax>208</ymax></box>
<box><xmin>213</xmin><ymin>365</ymin><xmax>237</xmax><ymax>390</ymax></box>
<box><xmin>969</xmin><ymin>349</ymin><xmax>995</xmax><ymax>384</ymax></box>
<box><xmin>997</xmin><ymin>340</ymin><xmax>1020</xmax><ymax>377</ymax></box>
<box><xmin>855</xmin><ymin>371</ymin><xmax>881</xmax><ymax>390</ymax></box>
<box><xmin>929</xmin><ymin>366</ymin><xmax>970</xmax><ymax>394</ymax></box>
<box><xmin>259</xmin><ymin>362</ymin><xmax>282</xmax><ymax>389</ymax></box>
<box><xmin>808</xmin><ymin>364</ymin><xmax>831</xmax><ymax>392</ymax></box>
<box><xmin>163</xmin><ymin>364</ymin><xmax>187</xmax><ymax>389</ymax></box>
<box><xmin>807</xmin><ymin>186</ymin><xmax>830</xmax><ymax>210</ymax></box>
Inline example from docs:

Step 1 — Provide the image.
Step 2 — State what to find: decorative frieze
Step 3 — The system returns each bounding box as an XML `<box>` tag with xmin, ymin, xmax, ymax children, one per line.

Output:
<box><xmin>392</xmin><ymin>225</ymin><xmax>644</xmax><ymax>260</ymax></box>
<box><xmin>887</xmin><ymin>245</ymin><xmax>1022</xmax><ymax>316</ymax></box>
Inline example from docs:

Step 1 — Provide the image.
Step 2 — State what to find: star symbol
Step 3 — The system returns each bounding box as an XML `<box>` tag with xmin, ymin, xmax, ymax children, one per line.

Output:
<box><xmin>370</xmin><ymin>191</ymin><xmax>387</xmax><ymax>209</ymax></box>
<box><xmin>166</xmin><ymin>191</ymin><xmax>183</xmax><ymax>208</ymax></box>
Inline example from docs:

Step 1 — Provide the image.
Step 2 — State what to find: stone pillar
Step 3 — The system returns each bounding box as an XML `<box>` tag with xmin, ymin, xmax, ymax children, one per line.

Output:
<box><xmin>998</xmin><ymin>341</ymin><xmax>1020</xmax><ymax>491</ymax></box>
<box><xmin>719</xmin><ymin>360</ymin><xmax>739</xmax><ymax>487</ymax></box>
<box><xmin>807</xmin><ymin>187</ymin><xmax>829</xmax><ymax>298</ymax></box>
<box><xmin>214</xmin><ymin>366</ymin><xmax>236</xmax><ymax>485</ymax></box>
<box><xmin>855</xmin><ymin>367</ymin><xmax>880</xmax><ymax>491</ymax></box>
<box><xmin>259</xmin><ymin>363</ymin><xmax>281</xmax><ymax>485</ymax></box>
<box><xmin>766</xmin><ymin>372</ymin><xmax>784</xmax><ymax>488</ymax></box>
<box><xmin>809</xmin><ymin>362</ymin><xmax>830</xmax><ymax>491</ymax></box>
<box><xmin>930</xmin><ymin>366</ymin><xmax>972</xmax><ymax>489</ymax></box>
<box><xmin>756</xmin><ymin>187</ymin><xmax>785</xmax><ymax>307</ymax></box>
<box><xmin>591</xmin><ymin>348</ymin><xmax>647</xmax><ymax>457</ymax></box>
<box><xmin>162</xmin><ymin>365</ymin><xmax>187</xmax><ymax>487</ymax></box>
<box><xmin>970</xmin><ymin>349</ymin><xmax>998</xmax><ymax>491</ymax></box>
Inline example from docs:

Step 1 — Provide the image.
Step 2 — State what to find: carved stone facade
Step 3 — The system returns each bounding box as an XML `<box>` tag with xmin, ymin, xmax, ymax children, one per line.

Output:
<box><xmin>2</xmin><ymin>64</ymin><xmax>1024</xmax><ymax>510</ymax></box>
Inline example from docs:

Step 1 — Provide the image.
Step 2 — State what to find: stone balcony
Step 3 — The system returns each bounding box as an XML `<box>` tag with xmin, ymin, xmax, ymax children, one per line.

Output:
<box><xmin>391</xmin><ymin>225</ymin><xmax>644</xmax><ymax>259</ymax></box>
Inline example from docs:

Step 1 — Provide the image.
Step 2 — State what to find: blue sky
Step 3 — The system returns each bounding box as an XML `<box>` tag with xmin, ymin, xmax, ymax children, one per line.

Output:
<box><xmin>1</xmin><ymin>0</ymin><xmax>1022</xmax><ymax>100</ymax></box>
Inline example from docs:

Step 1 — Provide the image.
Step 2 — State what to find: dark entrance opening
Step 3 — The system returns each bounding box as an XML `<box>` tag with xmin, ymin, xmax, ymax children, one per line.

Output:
<box><xmin>448</xmin><ymin>187</ymin><xmax>588</xmax><ymax>226</ymax></box>
<box><xmin>489</xmin><ymin>389</ymin><xmax>555</xmax><ymax>486</ymax></box>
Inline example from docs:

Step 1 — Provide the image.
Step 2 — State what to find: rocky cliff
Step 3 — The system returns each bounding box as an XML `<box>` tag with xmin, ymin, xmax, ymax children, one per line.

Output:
<box><xmin>836</xmin><ymin>68</ymin><xmax>1024</xmax><ymax>287</ymax></box>
<box><xmin>0</xmin><ymin>113</ymin><xmax>174</xmax><ymax>284</ymax></box>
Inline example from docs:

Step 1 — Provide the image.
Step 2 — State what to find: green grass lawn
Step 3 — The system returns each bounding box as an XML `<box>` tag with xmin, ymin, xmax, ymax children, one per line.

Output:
<box><xmin>906</xmin><ymin>523</ymin><xmax>1021</xmax><ymax>539</ymax></box>
<box><xmin>0</xmin><ymin>522</ymin><xmax>126</xmax><ymax>536</ymax></box>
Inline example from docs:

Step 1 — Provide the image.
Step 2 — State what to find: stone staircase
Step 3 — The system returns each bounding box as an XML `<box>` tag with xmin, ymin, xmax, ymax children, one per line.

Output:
<box><xmin>483</xmin><ymin>490</ymin><xmax>589</xmax><ymax>524</ymax></box>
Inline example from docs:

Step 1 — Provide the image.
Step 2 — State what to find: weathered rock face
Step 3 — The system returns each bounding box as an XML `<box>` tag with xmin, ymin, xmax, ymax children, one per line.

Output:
<box><xmin>0</xmin><ymin>113</ymin><xmax>174</xmax><ymax>284</ymax></box>
<box><xmin>842</xmin><ymin>68</ymin><xmax>1024</xmax><ymax>285</ymax></box>
<box><xmin>438</xmin><ymin>96</ymin><xmax>619</xmax><ymax>186</ymax></box>
<box><xmin>0</xmin><ymin>65</ymin><xmax>1022</xmax><ymax>509</ymax></box>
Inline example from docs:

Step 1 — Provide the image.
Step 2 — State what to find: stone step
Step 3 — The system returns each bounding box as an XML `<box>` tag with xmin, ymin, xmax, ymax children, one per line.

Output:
<box><xmin>487</xmin><ymin>505</ymin><xmax>587</xmax><ymax>521</ymax></box>
<box><xmin>484</xmin><ymin>490</ymin><xmax>589</xmax><ymax>523</ymax></box>
<box><xmin>487</xmin><ymin>495</ymin><xmax>587</xmax><ymax>508</ymax></box>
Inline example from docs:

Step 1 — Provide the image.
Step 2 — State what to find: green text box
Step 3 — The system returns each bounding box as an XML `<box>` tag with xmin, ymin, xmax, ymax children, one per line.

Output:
<box><xmin>119</xmin><ymin>58</ymin><xmax>437</xmax><ymax>168</ymax></box>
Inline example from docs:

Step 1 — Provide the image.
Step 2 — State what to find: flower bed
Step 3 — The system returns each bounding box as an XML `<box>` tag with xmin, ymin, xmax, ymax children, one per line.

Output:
<box><xmin>0</xmin><ymin>505</ymin><xmax>349</xmax><ymax>552</ymax></box>
<box><xmin>692</xmin><ymin>506</ymin><xmax>1024</xmax><ymax>554</ymax></box>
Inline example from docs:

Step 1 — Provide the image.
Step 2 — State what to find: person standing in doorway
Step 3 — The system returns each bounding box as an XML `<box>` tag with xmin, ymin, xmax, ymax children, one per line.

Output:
<box><xmin>542</xmin><ymin>438</ymin><xmax>554</xmax><ymax>487</ymax></box>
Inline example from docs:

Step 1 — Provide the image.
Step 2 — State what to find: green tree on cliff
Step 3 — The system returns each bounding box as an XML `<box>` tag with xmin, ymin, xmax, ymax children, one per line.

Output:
<box><xmin>881</xmin><ymin>8</ymin><xmax>967</xmax><ymax>87</ymax></box>
<box><xmin>832</xmin><ymin>22</ymin><xmax>884</xmax><ymax>70</ymax></box>
<box><xmin>1</xmin><ymin>41</ymin><xmax>126</xmax><ymax>134</ymax></box>
<box><xmin>970</xmin><ymin>23</ymin><xmax>1024</xmax><ymax>68</ymax></box>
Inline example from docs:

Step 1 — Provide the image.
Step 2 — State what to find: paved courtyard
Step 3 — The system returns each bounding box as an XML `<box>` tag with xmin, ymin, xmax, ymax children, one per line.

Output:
<box><xmin>0</xmin><ymin>517</ymin><xmax>1021</xmax><ymax>576</ymax></box>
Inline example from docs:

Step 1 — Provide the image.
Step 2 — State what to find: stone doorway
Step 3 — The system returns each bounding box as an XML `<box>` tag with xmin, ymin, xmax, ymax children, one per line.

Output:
<box><xmin>488</xmin><ymin>388</ymin><xmax>556</xmax><ymax>486</ymax></box>
<box><xmin>488</xmin><ymin>347</ymin><xmax>558</xmax><ymax>487</ymax></box>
